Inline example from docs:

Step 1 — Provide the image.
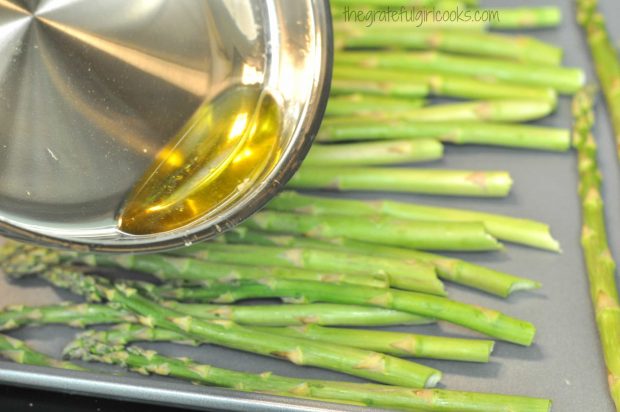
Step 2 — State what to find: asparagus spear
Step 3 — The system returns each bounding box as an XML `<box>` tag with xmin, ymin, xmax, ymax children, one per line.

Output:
<box><xmin>7</xmin><ymin>248</ymin><xmax>535</xmax><ymax>344</ymax></box>
<box><xmin>74</xmin><ymin>322</ymin><xmax>493</xmax><ymax>363</ymax></box>
<box><xmin>242</xmin><ymin>210</ymin><xmax>502</xmax><ymax>251</ymax></box>
<box><xmin>0</xmin><ymin>333</ymin><xmax>84</xmax><ymax>371</ymax></box>
<box><xmin>577</xmin><ymin>0</ymin><xmax>620</xmax><ymax>160</ymax></box>
<box><xmin>3</xmin><ymin>249</ymin><xmax>534</xmax><ymax>346</ymax></box>
<box><xmin>289</xmin><ymin>166</ymin><xmax>513</xmax><ymax>197</ymax></box>
<box><xmin>0</xmin><ymin>303</ymin><xmax>137</xmax><ymax>331</ymax></box>
<box><xmin>330</xmin><ymin>80</ymin><xmax>429</xmax><ymax>99</ymax></box>
<box><xmin>0</xmin><ymin>243</ymin><xmax>387</xmax><ymax>289</ymax></box>
<box><xmin>164</xmin><ymin>302</ymin><xmax>436</xmax><ymax>326</ymax></box>
<box><xmin>323</xmin><ymin>99</ymin><xmax>554</xmax><ymax>123</ymax></box>
<box><xmin>66</xmin><ymin>337</ymin><xmax>551</xmax><ymax>412</ymax></box>
<box><xmin>75</xmin><ymin>253</ymin><xmax>389</xmax><ymax>289</ymax></box>
<box><xmin>254</xmin><ymin>325</ymin><xmax>494</xmax><ymax>362</ymax></box>
<box><xmin>336</xmin><ymin>51</ymin><xmax>584</xmax><ymax>93</ymax></box>
<box><xmin>31</xmin><ymin>267</ymin><xmax>442</xmax><ymax>388</ymax></box>
<box><xmin>1</xmin><ymin>239</ymin><xmax>437</xmax><ymax>295</ymax></box>
<box><xmin>490</xmin><ymin>7</ymin><xmax>561</xmax><ymax>30</ymax></box>
<box><xmin>304</xmin><ymin>140</ymin><xmax>443</xmax><ymax>166</ymax></box>
<box><xmin>267</xmin><ymin>191</ymin><xmax>561</xmax><ymax>251</ymax></box>
<box><xmin>336</xmin><ymin>28</ymin><xmax>562</xmax><ymax>65</ymax></box>
<box><xmin>157</xmin><ymin>278</ymin><xmax>536</xmax><ymax>346</ymax></box>
<box><xmin>573</xmin><ymin>86</ymin><xmax>620</xmax><ymax>409</ymax></box>
<box><xmin>317</xmin><ymin>118</ymin><xmax>571</xmax><ymax>152</ymax></box>
<box><xmin>326</xmin><ymin>94</ymin><xmax>426</xmax><ymax>117</ymax></box>
<box><xmin>173</xmin><ymin>241</ymin><xmax>446</xmax><ymax>295</ymax></box>
<box><xmin>328</xmin><ymin>239</ymin><xmax>540</xmax><ymax>298</ymax></box>
<box><xmin>0</xmin><ymin>299</ymin><xmax>433</xmax><ymax>329</ymax></box>
<box><xmin>333</xmin><ymin>65</ymin><xmax>558</xmax><ymax>104</ymax></box>
<box><xmin>222</xmin><ymin>229</ymin><xmax>541</xmax><ymax>298</ymax></box>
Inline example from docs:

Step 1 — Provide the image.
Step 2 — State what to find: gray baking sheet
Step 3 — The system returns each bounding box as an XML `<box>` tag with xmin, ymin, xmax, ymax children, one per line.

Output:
<box><xmin>2</xmin><ymin>0</ymin><xmax>620</xmax><ymax>410</ymax></box>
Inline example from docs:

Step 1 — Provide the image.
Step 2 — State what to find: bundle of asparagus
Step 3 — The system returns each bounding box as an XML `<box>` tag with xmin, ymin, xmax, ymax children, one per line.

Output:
<box><xmin>298</xmin><ymin>3</ymin><xmax>583</xmax><ymax>197</ymax></box>
<box><xmin>0</xmin><ymin>329</ymin><xmax>552</xmax><ymax>411</ymax></box>
<box><xmin>216</xmin><ymin>228</ymin><xmax>540</xmax><ymax>298</ymax></box>
<box><xmin>0</xmin><ymin>248</ymin><xmax>549</xmax><ymax>402</ymax></box>
<box><xmin>65</xmin><ymin>334</ymin><xmax>551</xmax><ymax>412</ymax></box>
<box><xmin>0</xmin><ymin>241</ymin><xmax>550</xmax><ymax>410</ymax></box>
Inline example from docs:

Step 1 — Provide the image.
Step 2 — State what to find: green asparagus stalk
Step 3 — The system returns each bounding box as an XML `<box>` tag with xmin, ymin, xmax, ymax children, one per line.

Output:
<box><xmin>0</xmin><ymin>243</ymin><xmax>387</xmax><ymax>289</ymax></box>
<box><xmin>0</xmin><ymin>333</ymin><xmax>84</xmax><ymax>371</ymax></box>
<box><xmin>318</xmin><ymin>118</ymin><xmax>571</xmax><ymax>152</ymax></box>
<box><xmin>490</xmin><ymin>7</ymin><xmax>561</xmax><ymax>30</ymax></box>
<box><xmin>164</xmin><ymin>302</ymin><xmax>436</xmax><ymax>326</ymax></box>
<box><xmin>329</xmin><ymin>238</ymin><xmax>540</xmax><ymax>298</ymax></box>
<box><xmin>173</xmin><ymin>241</ymin><xmax>446</xmax><ymax>295</ymax></box>
<box><xmin>267</xmin><ymin>191</ymin><xmax>561</xmax><ymax>251</ymax></box>
<box><xmin>336</xmin><ymin>51</ymin><xmax>585</xmax><ymax>93</ymax></box>
<box><xmin>304</xmin><ymin>140</ymin><xmax>443</xmax><ymax>166</ymax></box>
<box><xmin>325</xmin><ymin>93</ymin><xmax>426</xmax><ymax>116</ymax></box>
<box><xmin>65</xmin><ymin>337</ymin><xmax>358</xmax><ymax>409</ymax></box>
<box><xmin>222</xmin><ymin>229</ymin><xmax>541</xmax><ymax>297</ymax></box>
<box><xmin>289</xmin><ymin>166</ymin><xmax>513</xmax><ymax>197</ymax></box>
<box><xmin>242</xmin><ymin>210</ymin><xmax>502</xmax><ymax>251</ymax></box>
<box><xmin>254</xmin><ymin>325</ymin><xmax>494</xmax><ymax>362</ymax></box>
<box><xmin>157</xmin><ymin>278</ymin><xmax>536</xmax><ymax>346</ymax></box>
<box><xmin>0</xmin><ymin>303</ymin><xmax>137</xmax><ymax>331</ymax></box>
<box><xmin>75</xmin><ymin>322</ymin><xmax>493</xmax><ymax>363</ymax></box>
<box><xmin>6</xmin><ymin>254</ymin><xmax>535</xmax><ymax>346</ymax></box>
<box><xmin>0</xmin><ymin>300</ymin><xmax>434</xmax><ymax>331</ymax></box>
<box><xmin>75</xmin><ymin>253</ymin><xmax>388</xmax><ymax>289</ymax></box>
<box><xmin>335</xmin><ymin>28</ymin><xmax>562</xmax><ymax>65</ymax></box>
<box><xmin>330</xmin><ymin>79</ymin><xmax>429</xmax><ymax>99</ymax></box>
<box><xmin>66</xmin><ymin>337</ymin><xmax>551</xmax><ymax>412</ymax></box>
<box><xmin>33</xmin><ymin>267</ymin><xmax>442</xmax><ymax>388</ymax></box>
<box><xmin>333</xmin><ymin>65</ymin><xmax>558</xmax><ymax>104</ymax></box>
<box><xmin>573</xmin><ymin>86</ymin><xmax>620</xmax><ymax>409</ymax></box>
<box><xmin>1</xmin><ymin>239</ymin><xmax>436</xmax><ymax>295</ymax></box>
<box><xmin>326</xmin><ymin>94</ymin><xmax>426</xmax><ymax>116</ymax></box>
<box><xmin>323</xmin><ymin>99</ymin><xmax>555</xmax><ymax>123</ymax></box>
<box><xmin>577</xmin><ymin>0</ymin><xmax>620</xmax><ymax>159</ymax></box>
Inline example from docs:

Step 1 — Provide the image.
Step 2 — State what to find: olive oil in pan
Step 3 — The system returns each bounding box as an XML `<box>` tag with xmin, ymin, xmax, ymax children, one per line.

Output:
<box><xmin>117</xmin><ymin>85</ymin><xmax>282</xmax><ymax>235</ymax></box>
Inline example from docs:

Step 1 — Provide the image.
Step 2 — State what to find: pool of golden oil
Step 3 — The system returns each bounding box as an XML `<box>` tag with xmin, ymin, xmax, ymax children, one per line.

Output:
<box><xmin>117</xmin><ymin>84</ymin><xmax>282</xmax><ymax>235</ymax></box>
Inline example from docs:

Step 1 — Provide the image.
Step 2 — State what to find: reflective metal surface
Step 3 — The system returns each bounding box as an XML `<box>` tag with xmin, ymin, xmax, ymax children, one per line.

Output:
<box><xmin>0</xmin><ymin>0</ymin><xmax>332</xmax><ymax>251</ymax></box>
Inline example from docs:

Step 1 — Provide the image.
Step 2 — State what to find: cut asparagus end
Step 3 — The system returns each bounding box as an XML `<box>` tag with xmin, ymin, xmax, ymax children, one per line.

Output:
<box><xmin>425</xmin><ymin>371</ymin><xmax>442</xmax><ymax>388</ymax></box>
<box><xmin>508</xmin><ymin>280</ymin><xmax>542</xmax><ymax>295</ymax></box>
